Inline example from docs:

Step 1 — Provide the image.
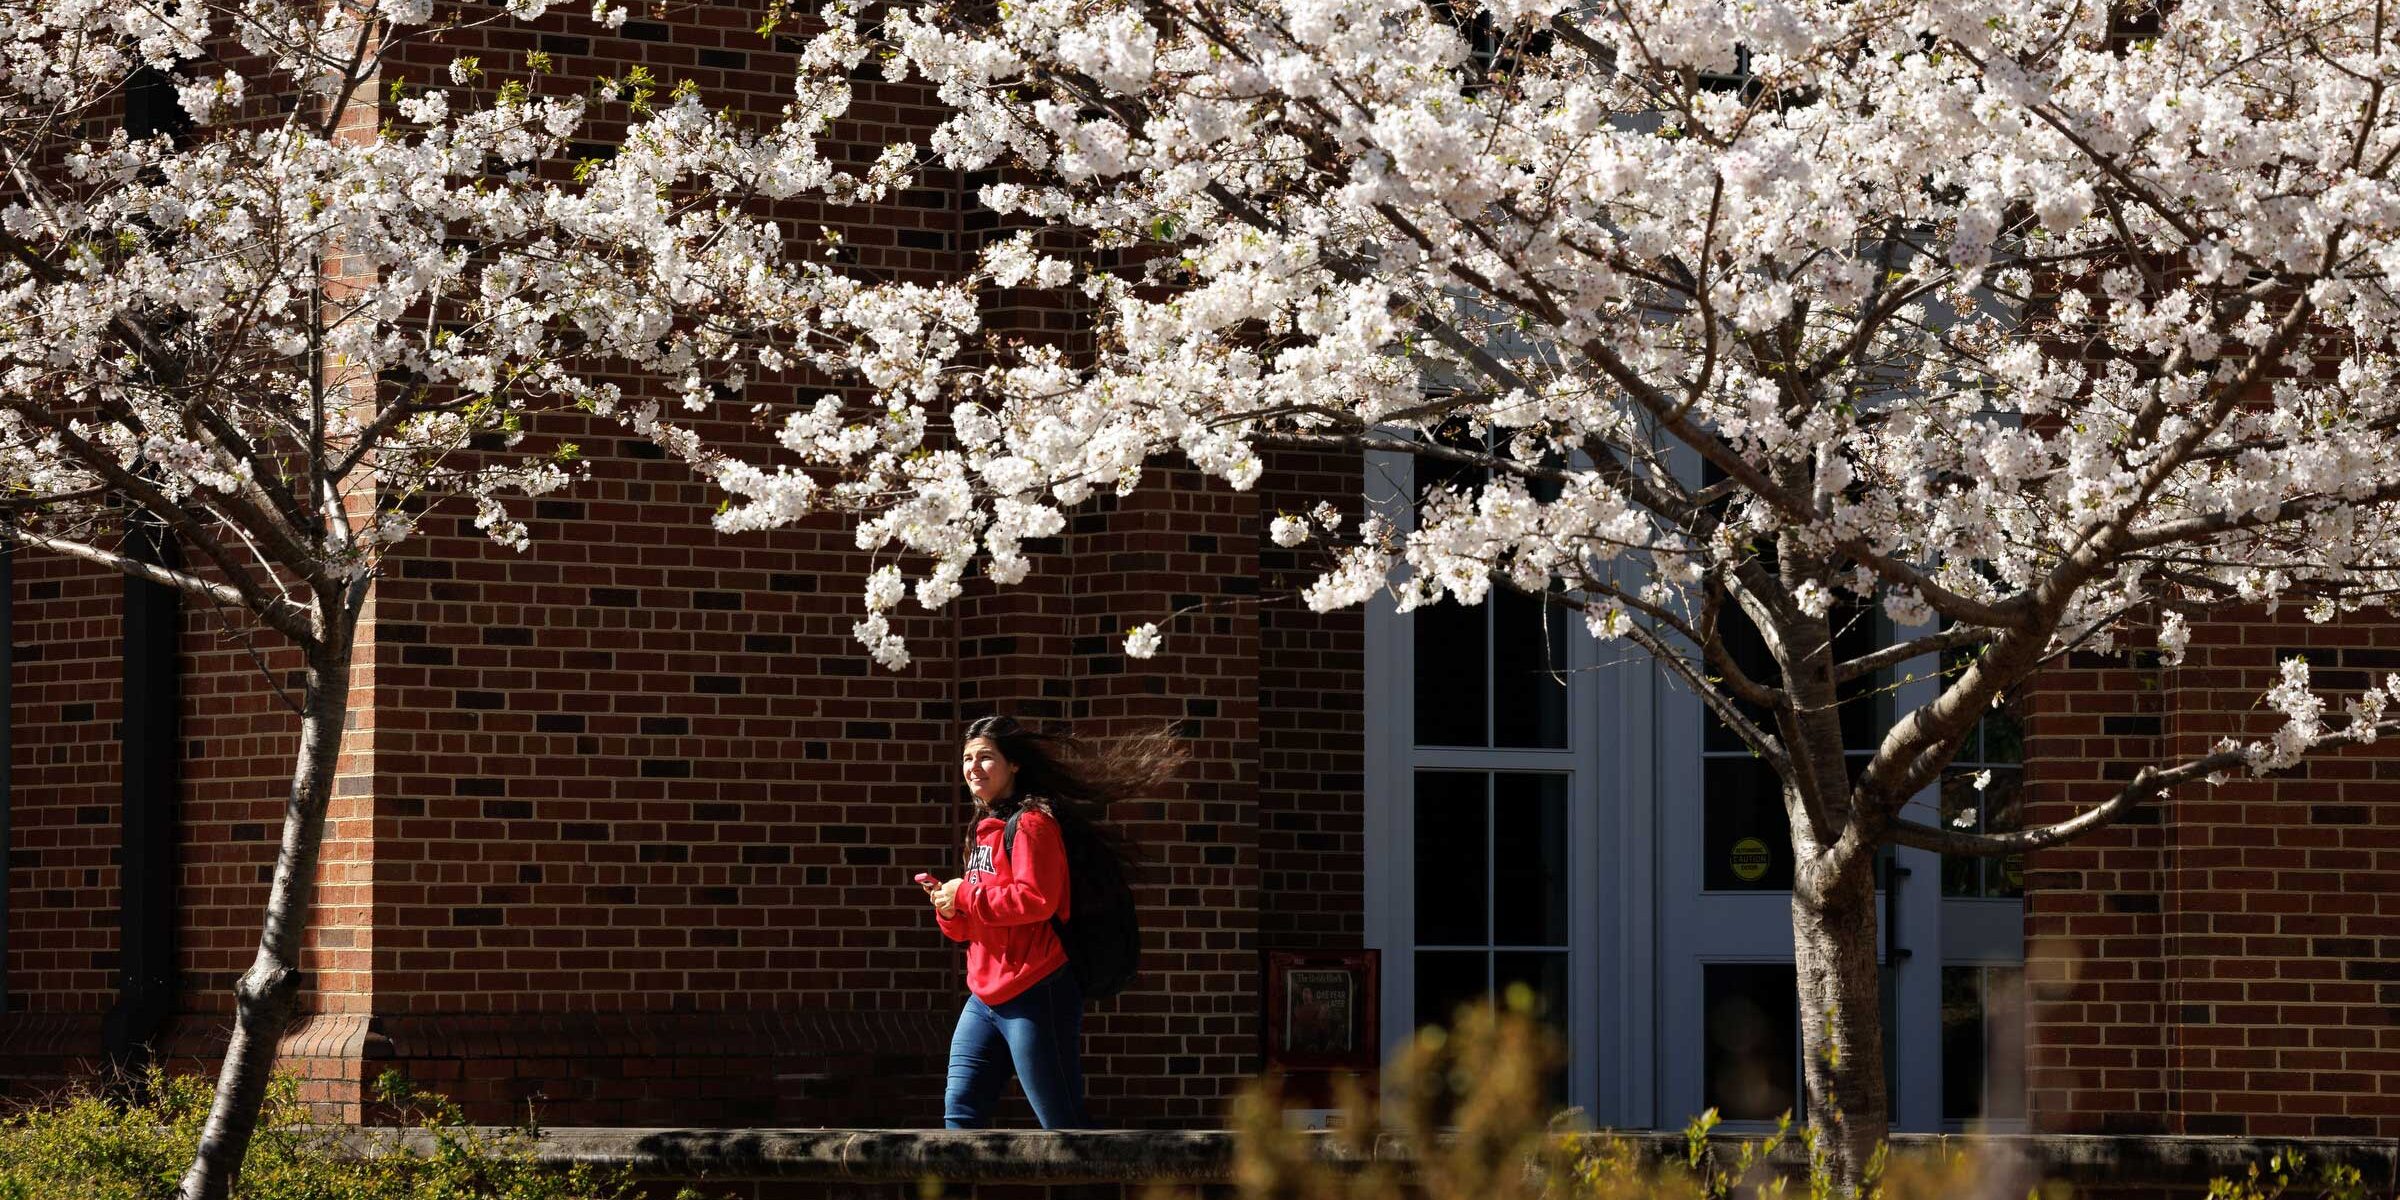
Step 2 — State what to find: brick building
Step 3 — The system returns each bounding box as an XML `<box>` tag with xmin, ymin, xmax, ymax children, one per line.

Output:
<box><xmin>0</xmin><ymin>3</ymin><xmax>2392</xmax><ymax>1142</ymax></box>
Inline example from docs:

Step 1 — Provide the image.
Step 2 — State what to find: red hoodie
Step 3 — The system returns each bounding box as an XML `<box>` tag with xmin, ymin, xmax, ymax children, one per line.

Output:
<box><xmin>935</xmin><ymin>805</ymin><xmax>1072</xmax><ymax>1005</ymax></box>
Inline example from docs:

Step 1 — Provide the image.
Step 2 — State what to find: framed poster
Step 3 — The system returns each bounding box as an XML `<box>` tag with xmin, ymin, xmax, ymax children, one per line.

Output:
<box><xmin>1262</xmin><ymin>949</ymin><xmax>1380</xmax><ymax>1074</ymax></box>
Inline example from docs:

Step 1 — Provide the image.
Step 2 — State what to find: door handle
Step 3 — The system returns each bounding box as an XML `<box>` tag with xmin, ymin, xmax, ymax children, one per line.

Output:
<box><xmin>1884</xmin><ymin>863</ymin><xmax>1913</xmax><ymax>963</ymax></box>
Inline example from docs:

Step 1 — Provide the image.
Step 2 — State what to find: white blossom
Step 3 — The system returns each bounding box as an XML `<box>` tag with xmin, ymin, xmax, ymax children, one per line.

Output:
<box><xmin>1124</xmin><ymin>622</ymin><xmax>1163</xmax><ymax>659</ymax></box>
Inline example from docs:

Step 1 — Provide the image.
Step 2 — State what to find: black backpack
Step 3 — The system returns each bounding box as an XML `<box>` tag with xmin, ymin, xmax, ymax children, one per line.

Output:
<box><xmin>1003</xmin><ymin>807</ymin><xmax>1140</xmax><ymax>1001</ymax></box>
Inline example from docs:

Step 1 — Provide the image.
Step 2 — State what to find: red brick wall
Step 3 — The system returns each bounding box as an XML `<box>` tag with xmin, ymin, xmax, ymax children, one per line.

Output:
<box><xmin>9</xmin><ymin>553</ymin><xmax>123</xmax><ymax>1018</ymax></box>
<box><xmin>1255</xmin><ymin>450</ymin><xmax>1366</xmax><ymax>955</ymax></box>
<box><xmin>1</xmin><ymin>545</ymin><xmax>376</xmax><ymax>1111</ymax></box>
<box><xmin>1065</xmin><ymin>477</ymin><xmax>1263</xmax><ymax>1124</ymax></box>
<box><xmin>2024</xmin><ymin>611</ymin><xmax>2400</xmax><ymax>1138</ymax></box>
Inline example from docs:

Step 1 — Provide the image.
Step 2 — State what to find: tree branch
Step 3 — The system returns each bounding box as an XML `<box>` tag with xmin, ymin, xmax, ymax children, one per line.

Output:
<box><xmin>0</xmin><ymin>525</ymin><xmax>315</xmax><ymax>646</ymax></box>
<box><xmin>1884</xmin><ymin>717</ymin><xmax>2400</xmax><ymax>857</ymax></box>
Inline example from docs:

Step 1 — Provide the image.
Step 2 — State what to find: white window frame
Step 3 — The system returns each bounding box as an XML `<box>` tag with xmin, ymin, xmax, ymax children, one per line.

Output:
<box><xmin>1362</xmin><ymin>446</ymin><xmax>1625</xmax><ymax>1124</ymax></box>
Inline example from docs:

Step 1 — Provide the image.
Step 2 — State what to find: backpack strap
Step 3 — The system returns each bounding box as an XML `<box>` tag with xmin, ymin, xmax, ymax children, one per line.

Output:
<box><xmin>999</xmin><ymin>809</ymin><xmax>1070</xmax><ymax>937</ymax></box>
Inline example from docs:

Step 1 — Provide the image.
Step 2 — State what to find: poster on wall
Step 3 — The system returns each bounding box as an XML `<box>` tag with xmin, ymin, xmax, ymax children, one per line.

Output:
<box><xmin>1262</xmin><ymin>949</ymin><xmax>1380</xmax><ymax>1075</ymax></box>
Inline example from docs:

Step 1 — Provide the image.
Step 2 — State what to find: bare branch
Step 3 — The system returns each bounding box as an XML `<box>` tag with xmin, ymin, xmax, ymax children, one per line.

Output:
<box><xmin>1836</xmin><ymin>623</ymin><xmax>1997</xmax><ymax>683</ymax></box>
<box><xmin>0</xmin><ymin>524</ymin><xmax>315</xmax><ymax>647</ymax></box>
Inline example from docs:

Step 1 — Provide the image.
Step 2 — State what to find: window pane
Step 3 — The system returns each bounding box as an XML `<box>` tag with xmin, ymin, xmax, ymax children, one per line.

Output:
<box><xmin>1940</xmin><ymin>966</ymin><xmax>1985</xmax><ymax>1121</ymax></box>
<box><xmin>1415</xmin><ymin>950</ymin><xmax>1487</xmax><ymax>1033</ymax></box>
<box><xmin>1938</xmin><ymin>771</ymin><xmax>1983</xmax><ymax>897</ymax></box>
<box><xmin>1939</xmin><ymin>767</ymin><xmax>2025</xmax><ymax>898</ymax></box>
<box><xmin>1833</xmin><ymin>606</ymin><xmax>1883</xmax><ymax>752</ymax></box>
<box><xmin>1986</xmin><ymin>966</ymin><xmax>2026</xmax><ymax>1119</ymax></box>
<box><xmin>1982</xmin><ymin>707</ymin><xmax>2023</xmax><ymax>765</ymax></box>
<box><xmin>1415</xmin><ymin>772</ymin><xmax>1489</xmax><ymax>945</ymax></box>
<box><xmin>1494</xmin><ymin>950</ymin><xmax>1569</xmax><ymax>1024</ymax></box>
<box><xmin>1942</xmin><ymin>965</ymin><xmax>2027</xmax><ymax>1122</ymax></box>
<box><xmin>1703</xmin><ymin>963</ymin><xmax>1799</xmax><ymax>1122</ymax></box>
<box><xmin>1493</xmin><ymin>588</ymin><xmax>1567</xmax><ymax>748</ymax></box>
<box><xmin>1493</xmin><ymin>774</ymin><xmax>1569</xmax><ymax>946</ymax></box>
<box><xmin>1704</xmin><ymin>756</ymin><xmax>1793</xmax><ymax>891</ymax></box>
<box><xmin>1496</xmin><ymin>950</ymin><xmax>1572</xmax><ymax>1106</ymax></box>
<box><xmin>1415</xmin><ymin>600</ymin><xmax>1488</xmax><ymax>746</ymax></box>
<box><xmin>1984</xmin><ymin>769</ymin><xmax>2024</xmax><ymax>899</ymax></box>
<box><xmin>1704</xmin><ymin>606</ymin><xmax>1777</xmax><ymax>753</ymax></box>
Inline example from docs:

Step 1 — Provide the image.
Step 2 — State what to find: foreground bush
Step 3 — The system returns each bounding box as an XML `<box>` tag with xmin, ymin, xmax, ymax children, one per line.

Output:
<box><xmin>0</xmin><ymin>1069</ymin><xmax>646</xmax><ymax>1200</ymax></box>
<box><xmin>1210</xmin><ymin>989</ymin><xmax>2368</xmax><ymax>1200</ymax></box>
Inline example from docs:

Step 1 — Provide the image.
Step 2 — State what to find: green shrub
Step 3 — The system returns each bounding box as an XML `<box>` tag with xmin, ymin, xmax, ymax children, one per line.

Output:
<box><xmin>0</xmin><ymin>1068</ymin><xmax>658</xmax><ymax>1200</ymax></box>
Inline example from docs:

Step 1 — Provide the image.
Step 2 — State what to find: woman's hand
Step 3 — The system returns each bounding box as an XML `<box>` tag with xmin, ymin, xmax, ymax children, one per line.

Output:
<box><xmin>931</xmin><ymin>878</ymin><xmax>963</xmax><ymax>918</ymax></box>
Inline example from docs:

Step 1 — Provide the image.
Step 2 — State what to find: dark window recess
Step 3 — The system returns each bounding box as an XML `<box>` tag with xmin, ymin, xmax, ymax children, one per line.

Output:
<box><xmin>1413</xmin><ymin>772</ymin><xmax>1487</xmax><ymax>946</ymax></box>
<box><xmin>1701</xmin><ymin>575</ymin><xmax>1885</xmax><ymax>891</ymax></box>
<box><xmin>125</xmin><ymin>67</ymin><xmax>194</xmax><ymax>143</ymax></box>
<box><xmin>1942</xmin><ymin>965</ymin><xmax>2026</xmax><ymax>1122</ymax></box>
<box><xmin>106</xmin><ymin>518</ymin><xmax>180</xmax><ymax>1077</ymax></box>
<box><xmin>1414</xmin><ymin>949</ymin><xmax>1485</xmax><ymax>1032</ymax></box>
<box><xmin>1703</xmin><ymin>963</ymin><xmax>1800</xmax><ymax>1122</ymax></box>
<box><xmin>1496</xmin><ymin>949</ymin><xmax>1572</xmax><ymax>1103</ymax></box>
<box><xmin>1413</xmin><ymin>598</ymin><xmax>1487</xmax><ymax>746</ymax></box>
<box><xmin>1703</xmin><ymin>756</ymin><xmax>1794</xmax><ymax>892</ymax></box>
<box><xmin>1940</xmin><ymin>966</ymin><xmax>1983</xmax><ymax>1121</ymax></box>
<box><xmin>1938</xmin><ymin>644</ymin><xmax>2027</xmax><ymax>898</ymax></box>
<box><xmin>1492</xmin><ymin>774</ymin><xmax>1567</xmax><ymax>946</ymax></box>
<box><xmin>1940</xmin><ymin>767</ymin><xmax>2024</xmax><ymax>898</ymax></box>
<box><xmin>1492</xmin><ymin>588</ymin><xmax>1567</xmax><ymax>748</ymax></box>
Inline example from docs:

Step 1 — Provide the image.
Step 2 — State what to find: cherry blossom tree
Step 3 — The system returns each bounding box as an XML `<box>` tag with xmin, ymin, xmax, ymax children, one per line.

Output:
<box><xmin>639</xmin><ymin>0</ymin><xmax>2400</xmax><ymax>1184</ymax></box>
<box><xmin>0</xmin><ymin>3</ymin><xmax>917</xmax><ymax>1196</ymax></box>
<box><xmin>27</xmin><ymin>0</ymin><xmax>2400</xmax><ymax>1189</ymax></box>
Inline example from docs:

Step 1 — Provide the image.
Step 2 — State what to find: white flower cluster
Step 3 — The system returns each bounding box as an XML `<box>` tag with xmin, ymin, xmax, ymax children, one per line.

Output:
<box><xmin>22</xmin><ymin>0</ymin><xmax>2400</xmax><ymax>806</ymax></box>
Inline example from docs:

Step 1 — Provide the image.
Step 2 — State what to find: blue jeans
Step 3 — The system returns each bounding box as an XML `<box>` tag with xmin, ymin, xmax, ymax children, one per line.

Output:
<box><xmin>943</xmin><ymin>966</ymin><xmax>1087</xmax><ymax>1129</ymax></box>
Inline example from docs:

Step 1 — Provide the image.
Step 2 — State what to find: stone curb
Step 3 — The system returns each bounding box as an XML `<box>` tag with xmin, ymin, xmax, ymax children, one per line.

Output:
<box><xmin>337</xmin><ymin>1128</ymin><xmax>2400</xmax><ymax>1186</ymax></box>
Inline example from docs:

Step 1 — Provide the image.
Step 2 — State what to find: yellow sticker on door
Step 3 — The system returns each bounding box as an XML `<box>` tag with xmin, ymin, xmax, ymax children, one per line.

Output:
<box><xmin>1730</xmin><ymin>837</ymin><xmax>1770</xmax><ymax>882</ymax></box>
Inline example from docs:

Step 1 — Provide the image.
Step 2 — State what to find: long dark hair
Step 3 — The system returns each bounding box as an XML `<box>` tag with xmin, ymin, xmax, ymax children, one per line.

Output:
<box><xmin>958</xmin><ymin>715</ymin><xmax>1184</xmax><ymax>872</ymax></box>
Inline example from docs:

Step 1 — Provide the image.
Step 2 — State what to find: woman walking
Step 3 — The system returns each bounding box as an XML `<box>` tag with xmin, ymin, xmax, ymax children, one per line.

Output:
<box><xmin>922</xmin><ymin>715</ymin><xmax>1179</xmax><ymax>1129</ymax></box>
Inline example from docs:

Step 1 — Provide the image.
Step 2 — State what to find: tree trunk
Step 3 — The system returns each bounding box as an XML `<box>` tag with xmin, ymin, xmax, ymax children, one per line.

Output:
<box><xmin>1791</xmin><ymin>860</ymin><xmax>1887</xmax><ymax>1196</ymax></box>
<box><xmin>176</xmin><ymin>639</ymin><xmax>352</xmax><ymax>1200</ymax></box>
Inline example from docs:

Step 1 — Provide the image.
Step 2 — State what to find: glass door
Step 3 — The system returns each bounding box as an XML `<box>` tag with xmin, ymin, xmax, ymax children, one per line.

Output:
<box><xmin>1653</xmin><ymin>604</ymin><xmax>1897</xmax><ymax>1129</ymax></box>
